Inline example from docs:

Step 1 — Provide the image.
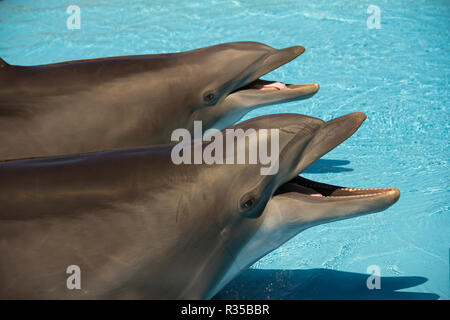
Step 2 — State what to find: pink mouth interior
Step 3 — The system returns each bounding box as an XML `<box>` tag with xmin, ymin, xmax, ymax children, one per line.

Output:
<box><xmin>254</xmin><ymin>81</ymin><xmax>288</xmax><ymax>91</ymax></box>
<box><xmin>231</xmin><ymin>79</ymin><xmax>290</xmax><ymax>93</ymax></box>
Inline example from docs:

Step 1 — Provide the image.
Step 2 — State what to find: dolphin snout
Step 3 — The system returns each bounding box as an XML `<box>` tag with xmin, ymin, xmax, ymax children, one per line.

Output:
<box><xmin>280</xmin><ymin>45</ymin><xmax>305</xmax><ymax>57</ymax></box>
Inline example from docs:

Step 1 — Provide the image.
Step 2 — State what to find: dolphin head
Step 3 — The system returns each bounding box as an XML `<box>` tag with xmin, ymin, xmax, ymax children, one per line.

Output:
<box><xmin>182</xmin><ymin>42</ymin><xmax>319</xmax><ymax>131</ymax></box>
<box><xmin>201</xmin><ymin>112</ymin><xmax>399</xmax><ymax>298</ymax></box>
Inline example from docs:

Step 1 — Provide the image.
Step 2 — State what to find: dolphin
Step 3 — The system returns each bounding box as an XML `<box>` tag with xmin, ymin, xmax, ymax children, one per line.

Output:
<box><xmin>0</xmin><ymin>42</ymin><xmax>318</xmax><ymax>160</ymax></box>
<box><xmin>0</xmin><ymin>112</ymin><xmax>399</xmax><ymax>299</ymax></box>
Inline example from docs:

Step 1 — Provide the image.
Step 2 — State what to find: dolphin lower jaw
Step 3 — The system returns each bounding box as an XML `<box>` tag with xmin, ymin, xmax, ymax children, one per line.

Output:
<box><xmin>269</xmin><ymin>170</ymin><xmax>400</xmax><ymax>224</ymax></box>
<box><xmin>274</xmin><ymin>175</ymin><xmax>399</xmax><ymax>212</ymax></box>
<box><xmin>270</xmin><ymin>112</ymin><xmax>400</xmax><ymax>218</ymax></box>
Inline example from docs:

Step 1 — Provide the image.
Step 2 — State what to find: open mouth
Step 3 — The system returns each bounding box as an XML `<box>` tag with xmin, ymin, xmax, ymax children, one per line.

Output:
<box><xmin>241</xmin><ymin>79</ymin><xmax>289</xmax><ymax>91</ymax></box>
<box><xmin>275</xmin><ymin>175</ymin><xmax>400</xmax><ymax>200</ymax></box>
<box><xmin>234</xmin><ymin>79</ymin><xmax>313</xmax><ymax>92</ymax></box>
<box><xmin>228</xmin><ymin>77</ymin><xmax>319</xmax><ymax>101</ymax></box>
<box><xmin>270</xmin><ymin>112</ymin><xmax>400</xmax><ymax>206</ymax></box>
<box><xmin>228</xmin><ymin>46</ymin><xmax>319</xmax><ymax>100</ymax></box>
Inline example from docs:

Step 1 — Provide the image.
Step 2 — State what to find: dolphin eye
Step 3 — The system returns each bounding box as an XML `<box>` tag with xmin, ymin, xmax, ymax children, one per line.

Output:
<box><xmin>240</xmin><ymin>196</ymin><xmax>256</xmax><ymax>210</ymax></box>
<box><xmin>203</xmin><ymin>92</ymin><xmax>216</xmax><ymax>105</ymax></box>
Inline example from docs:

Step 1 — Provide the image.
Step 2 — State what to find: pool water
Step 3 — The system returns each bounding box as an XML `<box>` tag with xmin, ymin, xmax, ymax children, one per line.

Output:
<box><xmin>0</xmin><ymin>0</ymin><xmax>448</xmax><ymax>299</ymax></box>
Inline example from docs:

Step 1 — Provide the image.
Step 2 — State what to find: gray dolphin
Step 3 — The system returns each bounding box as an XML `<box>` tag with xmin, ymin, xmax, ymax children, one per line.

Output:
<box><xmin>0</xmin><ymin>42</ymin><xmax>318</xmax><ymax>160</ymax></box>
<box><xmin>0</xmin><ymin>112</ymin><xmax>399</xmax><ymax>299</ymax></box>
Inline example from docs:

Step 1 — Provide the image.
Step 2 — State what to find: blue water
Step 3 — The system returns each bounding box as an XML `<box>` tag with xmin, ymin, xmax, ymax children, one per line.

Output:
<box><xmin>0</xmin><ymin>0</ymin><xmax>448</xmax><ymax>299</ymax></box>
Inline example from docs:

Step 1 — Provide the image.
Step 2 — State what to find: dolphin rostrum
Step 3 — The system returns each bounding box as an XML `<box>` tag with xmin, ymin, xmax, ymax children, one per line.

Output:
<box><xmin>0</xmin><ymin>112</ymin><xmax>399</xmax><ymax>299</ymax></box>
<box><xmin>0</xmin><ymin>42</ymin><xmax>318</xmax><ymax>160</ymax></box>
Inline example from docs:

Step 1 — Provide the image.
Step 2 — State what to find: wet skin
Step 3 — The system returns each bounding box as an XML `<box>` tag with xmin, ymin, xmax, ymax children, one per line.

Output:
<box><xmin>0</xmin><ymin>42</ymin><xmax>318</xmax><ymax>160</ymax></box>
<box><xmin>0</xmin><ymin>113</ymin><xmax>399</xmax><ymax>299</ymax></box>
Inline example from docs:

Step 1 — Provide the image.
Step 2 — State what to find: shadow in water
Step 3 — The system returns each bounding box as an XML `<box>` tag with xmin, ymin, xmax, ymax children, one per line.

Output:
<box><xmin>213</xmin><ymin>269</ymin><xmax>439</xmax><ymax>300</ymax></box>
<box><xmin>303</xmin><ymin>159</ymin><xmax>353</xmax><ymax>174</ymax></box>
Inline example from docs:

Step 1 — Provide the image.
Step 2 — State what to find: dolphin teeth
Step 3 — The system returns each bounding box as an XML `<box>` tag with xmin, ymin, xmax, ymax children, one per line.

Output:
<box><xmin>276</xmin><ymin>176</ymin><xmax>399</xmax><ymax>200</ymax></box>
<box><xmin>340</xmin><ymin>187</ymin><xmax>396</xmax><ymax>191</ymax></box>
<box><xmin>321</xmin><ymin>192</ymin><xmax>391</xmax><ymax>199</ymax></box>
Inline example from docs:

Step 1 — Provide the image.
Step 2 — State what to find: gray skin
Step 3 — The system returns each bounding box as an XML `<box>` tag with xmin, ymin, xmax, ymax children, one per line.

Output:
<box><xmin>0</xmin><ymin>112</ymin><xmax>399</xmax><ymax>299</ymax></box>
<box><xmin>0</xmin><ymin>42</ymin><xmax>318</xmax><ymax>160</ymax></box>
